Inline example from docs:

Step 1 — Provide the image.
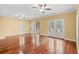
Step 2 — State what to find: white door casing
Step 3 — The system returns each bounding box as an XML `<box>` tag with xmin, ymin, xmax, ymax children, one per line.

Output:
<box><xmin>76</xmin><ymin>10</ymin><xmax>79</xmax><ymax>53</ymax></box>
<box><xmin>48</xmin><ymin>19</ymin><xmax>64</xmax><ymax>38</ymax></box>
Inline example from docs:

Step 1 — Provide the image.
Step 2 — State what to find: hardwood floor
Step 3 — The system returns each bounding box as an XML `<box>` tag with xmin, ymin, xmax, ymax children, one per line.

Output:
<box><xmin>64</xmin><ymin>40</ymin><xmax>77</xmax><ymax>54</ymax></box>
<box><xmin>0</xmin><ymin>34</ymin><xmax>77</xmax><ymax>54</ymax></box>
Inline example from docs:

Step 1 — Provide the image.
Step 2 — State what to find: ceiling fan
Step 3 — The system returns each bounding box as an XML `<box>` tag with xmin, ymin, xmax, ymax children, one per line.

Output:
<box><xmin>32</xmin><ymin>4</ymin><xmax>52</xmax><ymax>13</ymax></box>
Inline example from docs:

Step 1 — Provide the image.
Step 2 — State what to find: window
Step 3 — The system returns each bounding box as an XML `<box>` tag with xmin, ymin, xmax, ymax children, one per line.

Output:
<box><xmin>48</xmin><ymin>19</ymin><xmax>64</xmax><ymax>38</ymax></box>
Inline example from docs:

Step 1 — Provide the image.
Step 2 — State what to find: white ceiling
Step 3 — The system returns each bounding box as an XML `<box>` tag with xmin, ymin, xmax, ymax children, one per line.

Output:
<box><xmin>0</xmin><ymin>4</ymin><xmax>76</xmax><ymax>20</ymax></box>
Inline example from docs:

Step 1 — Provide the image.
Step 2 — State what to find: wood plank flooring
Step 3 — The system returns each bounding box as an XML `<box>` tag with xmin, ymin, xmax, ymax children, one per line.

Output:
<box><xmin>0</xmin><ymin>33</ymin><xmax>77</xmax><ymax>54</ymax></box>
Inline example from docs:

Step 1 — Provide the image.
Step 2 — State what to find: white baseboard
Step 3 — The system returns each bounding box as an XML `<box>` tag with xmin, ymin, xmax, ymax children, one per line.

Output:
<box><xmin>40</xmin><ymin>34</ymin><xmax>76</xmax><ymax>42</ymax></box>
<box><xmin>0</xmin><ymin>33</ymin><xmax>76</xmax><ymax>42</ymax></box>
<box><xmin>5</xmin><ymin>32</ymin><xmax>28</xmax><ymax>36</ymax></box>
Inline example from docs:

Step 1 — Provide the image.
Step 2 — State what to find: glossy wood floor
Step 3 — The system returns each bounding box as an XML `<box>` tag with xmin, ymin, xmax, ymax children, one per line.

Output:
<box><xmin>0</xmin><ymin>33</ymin><xmax>77</xmax><ymax>54</ymax></box>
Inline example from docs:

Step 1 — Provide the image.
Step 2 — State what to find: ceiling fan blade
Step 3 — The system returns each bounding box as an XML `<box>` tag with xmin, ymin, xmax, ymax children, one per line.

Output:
<box><xmin>44</xmin><ymin>8</ymin><xmax>51</xmax><ymax>10</ymax></box>
<box><xmin>44</xmin><ymin>4</ymin><xmax>47</xmax><ymax>7</ymax></box>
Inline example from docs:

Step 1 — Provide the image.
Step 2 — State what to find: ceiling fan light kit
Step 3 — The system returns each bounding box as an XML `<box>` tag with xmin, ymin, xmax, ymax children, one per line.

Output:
<box><xmin>32</xmin><ymin>4</ymin><xmax>51</xmax><ymax>13</ymax></box>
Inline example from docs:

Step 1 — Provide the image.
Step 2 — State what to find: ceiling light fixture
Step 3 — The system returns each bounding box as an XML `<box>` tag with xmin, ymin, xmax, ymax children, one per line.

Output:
<box><xmin>15</xmin><ymin>14</ymin><xmax>26</xmax><ymax>20</ymax></box>
<box><xmin>32</xmin><ymin>4</ymin><xmax>52</xmax><ymax>13</ymax></box>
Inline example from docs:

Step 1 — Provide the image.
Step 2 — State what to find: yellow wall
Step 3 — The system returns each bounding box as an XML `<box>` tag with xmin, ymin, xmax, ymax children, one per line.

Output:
<box><xmin>25</xmin><ymin>20</ymin><xmax>30</xmax><ymax>33</ymax></box>
<box><xmin>0</xmin><ymin>12</ymin><xmax>76</xmax><ymax>41</ymax></box>
<box><xmin>30</xmin><ymin>12</ymin><xmax>76</xmax><ymax>41</ymax></box>
<box><xmin>0</xmin><ymin>16</ymin><xmax>30</xmax><ymax>38</ymax></box>
<box><xmin>0</xmin><ymin>18</ymin><xmax>5</xmax><ymax>38</ymax></box>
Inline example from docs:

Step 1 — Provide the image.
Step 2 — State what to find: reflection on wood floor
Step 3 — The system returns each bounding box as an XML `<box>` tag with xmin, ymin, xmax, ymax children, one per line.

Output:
<box><xmin>0</xmin><ymin>33</ymin><xmax>77</xmax><ymax>54</ymax></box>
